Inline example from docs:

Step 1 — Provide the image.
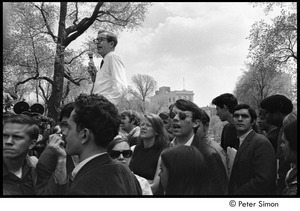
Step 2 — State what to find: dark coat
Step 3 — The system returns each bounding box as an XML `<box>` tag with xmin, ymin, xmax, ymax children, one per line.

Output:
<box><xmin>228</xmin><ymin>130</ymin><xmax>277</xmax><ymax>195</ymax></box>
<box><xmin>220</xmin><ymin>122</ymin><xmax>239</xmax><ymax>151</ymax></box>
<box><xmin>67</xmin><ymin>153</ymin><xmax>142</xmax><ymax>195</ymax></box>
<box><xmin>3</xmin><ymin>158</ymin><xmax>36</xmax><ymax>195</ymax></box>
<box><xmin>191</xmin><ymin>134</ymin><xmax>229</xmax><ymax>195</ymax></box>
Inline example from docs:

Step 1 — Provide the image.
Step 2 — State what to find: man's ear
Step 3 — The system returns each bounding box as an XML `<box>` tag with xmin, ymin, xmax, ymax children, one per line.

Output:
<box><xmin>193</xmin><ymin>119</ymin><xmax>200</xmax><ymax>130</ymax></box>
<box><xmin>109</xmin><ymin>41</ymin><xmax>115</xmax><ymax>49</ymax></box>
<box><xmin>28</xmin><ymin>139</ymin><xmax>37</xmax><ymax>150</ymax></box>
<box><xmin>81</xmin><ymin>128</ymin><xmax>91</xmax><ymax>144</ymax></box>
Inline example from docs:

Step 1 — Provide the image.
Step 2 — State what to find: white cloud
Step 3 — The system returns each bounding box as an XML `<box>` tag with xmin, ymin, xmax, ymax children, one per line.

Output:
<box><xmin>81</xmin><ymin>3</ymin><xmax>275</xmax><ymax>107</ymax></box>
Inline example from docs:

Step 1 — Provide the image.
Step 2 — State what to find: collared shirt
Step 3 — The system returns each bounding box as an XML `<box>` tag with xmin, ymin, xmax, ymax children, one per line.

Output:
<box><xmin>127</xmin><ymin>126</ymin><xmax>140</xmax><ymax>146</ymax></box>
<box><xmin>93</xmin><ymin>51</ymin><xmax>128</xmax><ymax>105</ymax></box>
<box><xmin>238</xmin><ymin>129</ymin><xmax>253</xmax><ymax>147</ymax></box>
<box><xmin>71</xmin><ymin>152</ymin><xmax>106</xmax><ymax>180</ymax></box>
<box><xmin>169</xmin><ymin>134</ymin><xmax>194</xmax><ymax>147</ymax></box>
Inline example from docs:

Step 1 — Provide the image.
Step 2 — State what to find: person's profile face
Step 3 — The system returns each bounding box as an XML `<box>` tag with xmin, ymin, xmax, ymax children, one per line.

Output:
<box><xmin>120</xmin><ymin>115</ymin><xmax>132</xmax><ymax>133</ymax></box>
<box><xmin>216</xmin><ymin>106</ymin><xmax>227</xmax><ymax>121</ymax></box>
<box><xmin>96</xmin><ymin>32</ymin><xmax>113</xmax><ymax>57</ymax></box>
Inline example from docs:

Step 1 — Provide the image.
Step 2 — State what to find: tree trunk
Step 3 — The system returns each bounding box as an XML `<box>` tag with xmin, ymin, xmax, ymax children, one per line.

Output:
<box><xmin>47</xmin><ymin>2</ymin><xmax>67</xmax><ymax>123</ymax></box>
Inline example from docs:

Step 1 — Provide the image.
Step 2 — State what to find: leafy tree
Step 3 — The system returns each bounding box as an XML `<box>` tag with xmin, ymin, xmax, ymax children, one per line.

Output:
<box><xmin>5</xmin><ymin>2</ymin><xmax>152</xmax><ymax>122</ymax></box>
<box><xmin>234</xmin><ymin>61</ymin><xmax>293</xmax><ymax>110</ymax></box>
<box><xmin>247</xmin><ymin>2</ymin><xmax>297</xmax><ymax>103</ymax></box>
<box><xmin>130</xmin><ymin>74</ymin><xmax>157</xmax><ymax>113</ymax></box>
<box><xmin>236</xmin><ymin>2</ymin><xmax>297</xmax><ymax>108</ymax></box>
<box><xmin>249</xmin><ymin>2</ymin><xmax>297</xmax><ymax>65</ymax></box>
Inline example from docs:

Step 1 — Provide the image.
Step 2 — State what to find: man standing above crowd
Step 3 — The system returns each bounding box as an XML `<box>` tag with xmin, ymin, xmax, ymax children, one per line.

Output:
<box><xmin>89</xmin><ymin>30</ymin><xmax>128</xmax><ymax>105</ymax></box>
<box><xmin>212</xmin><ymin>93</ymin><xmax>239</xmax><ymax>150</ymax></box>
<box><xmin>3</xmin><ymin>114</ymin><xmax>39</xmax><ymax>195</ymax></box>
<box><xmin>229</xmin><ymin>104</ymin><xmax>276</xmax><ymax>195</ymax></box>
<box><xmin>49</xmin><ymin>94</ymin><xmax>141</xmax><ymax>195</ymax></box>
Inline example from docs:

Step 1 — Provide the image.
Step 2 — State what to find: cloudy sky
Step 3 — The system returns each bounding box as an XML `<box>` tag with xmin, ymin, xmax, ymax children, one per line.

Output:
<box><xmin>73</xmin><ymin>2</ymin><xmax>280</xmax><ymax>108</ymax></box>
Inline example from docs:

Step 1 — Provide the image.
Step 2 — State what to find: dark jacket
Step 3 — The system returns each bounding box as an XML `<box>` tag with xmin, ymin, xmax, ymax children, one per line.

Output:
<box><xmin>3</xmin><ymin>156</ymin><xmax>37</xmax><ymax>195</ymax></box>
<box><xmin>228</xmin><ymin>130</ymin><xmax>277</xmax><ymax>195</ymax></box>
<box><xmin>191</xmin><ymin>134</ymin><xmax>229</xmax><ymax>195</ymax></box>
<box><xmin>220</xmin><ymin>122</ymin><xmax>239</xmax><ymax>151</ymax></box>
<box><xmin>67</xmin><ymin>153</ymin><xmax>142</xmax><ymax>195</ymax></box>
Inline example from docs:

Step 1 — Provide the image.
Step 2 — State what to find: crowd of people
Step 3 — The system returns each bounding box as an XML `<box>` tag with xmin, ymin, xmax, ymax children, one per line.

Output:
<box><xmin>3</xmin><ymin>92</ymin><xmax>297</xmax><ymax>196</ymax></box>
<box><xmin>3</xmin><ymin>29</ymin><xmax>297</xmax><ymax>196</ymax></box>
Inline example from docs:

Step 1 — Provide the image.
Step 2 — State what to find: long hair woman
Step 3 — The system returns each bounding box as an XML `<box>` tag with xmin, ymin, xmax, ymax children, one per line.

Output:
<box><xmin>129</xmin><ymin>113</ymin><xmax>169</xmax><ymax>194</ymax></box>
<box><xmin>159</xmin><ymin>145</ymin><xmax>209</xmax><ymax>195</ymax></box>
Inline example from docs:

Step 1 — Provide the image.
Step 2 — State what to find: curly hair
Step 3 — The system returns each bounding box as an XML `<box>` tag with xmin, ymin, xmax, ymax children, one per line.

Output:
<box><xmin>73</xmin><ymin>94</ymin><xmax>121</xmax><ymax>148</ymax></box>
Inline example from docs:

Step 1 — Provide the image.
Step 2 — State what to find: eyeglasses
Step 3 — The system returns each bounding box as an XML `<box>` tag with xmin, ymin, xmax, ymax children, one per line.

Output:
<box><xmin>169</xmin><ymin>111</ymin><xmax>192</xmax><ymax>120</ymax></box>
<box><xmin>109</xmin><ymin>150</ymin><xmax>132</xmax><ymax>159</ymax></box>
<box><xmin>93</xmin><ymin>37</ymin><xmax>108</xmax><ymax>44</ymax></box>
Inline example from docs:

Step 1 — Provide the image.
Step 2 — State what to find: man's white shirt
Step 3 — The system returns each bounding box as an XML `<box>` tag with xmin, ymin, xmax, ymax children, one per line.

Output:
<box><xmin>93</xmin><ymin>51</ymin><xmax>128</xmax><ymax>105</ymax></box>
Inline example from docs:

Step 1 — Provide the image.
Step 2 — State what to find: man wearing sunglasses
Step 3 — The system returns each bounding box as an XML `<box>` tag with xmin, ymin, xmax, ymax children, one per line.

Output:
<box><xmin>168</xmin><ymin>99</ymin><xmax>228</xmax><ymax>195</ymax></box>
<box><xmin>89</xmin><ymin>30</ymin><xmax>128</xmax><ymax>105</ymax></box>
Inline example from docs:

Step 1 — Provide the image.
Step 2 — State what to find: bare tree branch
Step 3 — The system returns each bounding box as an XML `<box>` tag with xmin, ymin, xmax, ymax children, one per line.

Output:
<box><xmin>65</xmin><ymin>49</ymin><xmax>89</xmax><ymax>64</ymax></box>
<box><xmin>34</xmin><ymin>2</ymin><xmax>58</xmax><ymax>42</ymax></box>
<box><xmin>64</xmin><ymin>2</ymin><xmax>103</xmax><ymax>46</ymax></box>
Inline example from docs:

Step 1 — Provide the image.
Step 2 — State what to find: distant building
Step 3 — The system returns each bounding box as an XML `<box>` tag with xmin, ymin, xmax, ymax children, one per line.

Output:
<box><xmin>150</xmin><ymin>86</ymin><xmax>194</xmax><ymax>112</ymax></box>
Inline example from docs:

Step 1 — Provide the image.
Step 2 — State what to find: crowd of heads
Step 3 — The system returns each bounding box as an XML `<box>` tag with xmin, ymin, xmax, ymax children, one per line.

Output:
<box><xmin>3</xmin><ymin>91</ymin><xmax>297</xmax><ymax>196</ymax></box>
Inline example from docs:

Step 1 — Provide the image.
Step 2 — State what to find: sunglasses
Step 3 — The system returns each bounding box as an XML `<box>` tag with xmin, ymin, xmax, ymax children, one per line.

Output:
<box><xmin>169</xmin><ymin>111</ymin><xmax>192</xmax><ymax>120</ymax></box>
<box><xmin>109</xmin><ymin>150</ymin><xmax>132</xmax><ymax>159</ymax></box>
